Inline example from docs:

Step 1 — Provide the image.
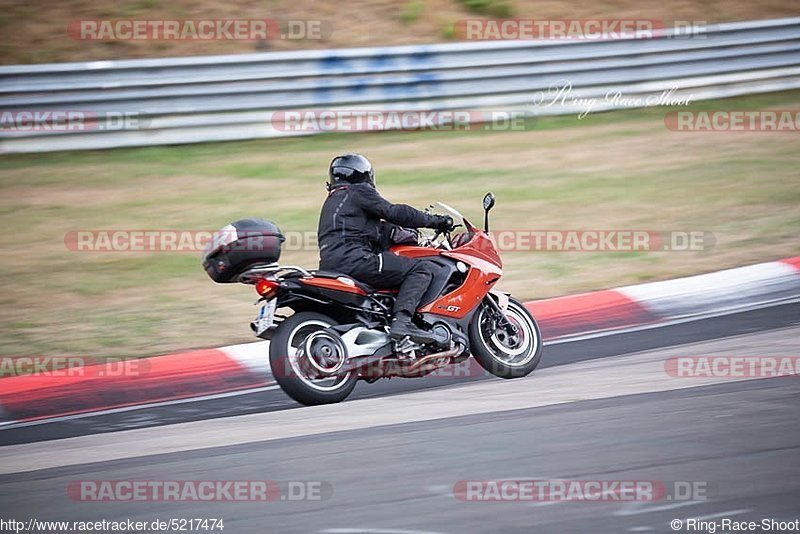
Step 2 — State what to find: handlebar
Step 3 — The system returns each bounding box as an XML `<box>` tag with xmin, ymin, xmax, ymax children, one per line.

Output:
<box><xmin>426</xmin><ymin>223</ymin><xmax>462</xmax><ymax>250</ymax></box>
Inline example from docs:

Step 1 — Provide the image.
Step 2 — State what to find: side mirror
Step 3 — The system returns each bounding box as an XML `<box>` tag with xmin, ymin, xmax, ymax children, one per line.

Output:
<box><xmin>483</xmin><ymin>192</ymin><xmax>496</xmax><ymax>212</ymax></box>
<box><xmin>482</xmin><ymin>192</ymin><xmax>495</xmax><ymax>232</ymax></box>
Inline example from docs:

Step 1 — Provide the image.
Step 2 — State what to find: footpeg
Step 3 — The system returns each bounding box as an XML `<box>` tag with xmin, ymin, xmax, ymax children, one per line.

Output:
<box><xmin>393</xmin><ymin>336</ymin><xmax>422</xmax><ymax>358</ymax></box>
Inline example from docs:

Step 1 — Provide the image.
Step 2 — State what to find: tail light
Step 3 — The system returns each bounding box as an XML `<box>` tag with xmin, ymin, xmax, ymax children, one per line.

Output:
<box><xmin>255</xmin><ymin>278</ymin><xmax>279</xmax><ymax>299</ymax></box>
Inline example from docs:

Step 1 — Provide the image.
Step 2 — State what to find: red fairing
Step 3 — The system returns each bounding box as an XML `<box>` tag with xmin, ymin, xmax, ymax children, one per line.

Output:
<box><xmin>398</xmin><ymin>231</ymin><xmax>503</xmax><ymax>319</ymax></box>
<box><xmin>299</xmin><ymin>276</ymin><xmax>366</xmax><ymax>295</ymax></box>
<box><xmin>388</xmin><ymin>245</ymin><xmax>441</xmax><ymax>258</ymax></box>
<box><xmin>288</xmin><ymin>230</ymin><xmax>503</xmax><ymax>319</ymax></box>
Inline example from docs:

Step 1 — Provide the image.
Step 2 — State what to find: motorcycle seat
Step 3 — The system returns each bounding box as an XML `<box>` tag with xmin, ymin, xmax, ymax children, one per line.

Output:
<box><xmin>310</xmin><ymin>270</ymin><xmax>397</xmax><ymax>295</ymax></box>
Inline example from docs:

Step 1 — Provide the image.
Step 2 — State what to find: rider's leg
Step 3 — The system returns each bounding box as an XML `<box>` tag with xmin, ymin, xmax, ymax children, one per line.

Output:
<box><xmin>349</xmin><ymin>253</ymin><xmax>441</xmax><ymax>343</ymax></box>
<box><xmin>388</xmin><ymin>260</ymin><xmax>440</xmax><ymax>343</ymax></box>
<box><xmin>392</xmin><ymin>260</ymin><xmax>436</xmax><ymax>313</ymax></box>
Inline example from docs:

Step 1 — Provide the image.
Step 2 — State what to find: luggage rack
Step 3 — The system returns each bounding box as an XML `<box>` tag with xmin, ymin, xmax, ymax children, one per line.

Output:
<box><xmin>237</xmin><ymin>263</ymin><xmax>311</xmax><ymax>284</ymax></box>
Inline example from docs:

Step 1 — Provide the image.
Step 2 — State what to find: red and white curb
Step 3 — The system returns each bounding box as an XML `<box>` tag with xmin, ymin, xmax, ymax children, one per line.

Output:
<box><xmin>2</xmin><ymin>257</ymin><xmax>798</xmax><ymax>426</ymax></box>
<box><xmin>529</xmin><ymin>256</ymin><xmax>800</xmax><ymax>339</ymax></box>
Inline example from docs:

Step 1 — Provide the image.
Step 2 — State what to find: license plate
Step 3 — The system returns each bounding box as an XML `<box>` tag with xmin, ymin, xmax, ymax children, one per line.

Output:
<box><xmin>253</xmin><ymin>299</ymin><xmax>277</xmax><ymax>336</ymax></box>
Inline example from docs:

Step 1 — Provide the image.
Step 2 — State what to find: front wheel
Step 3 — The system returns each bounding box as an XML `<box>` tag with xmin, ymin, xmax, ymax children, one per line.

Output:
<box><xmin>469</xmin><ymin>297</ymin><xmax>542</xmax><ymax>379</ymax></box>
<box><xmin>269</xmin><ymin>311</ymin><xmax>357</xmax><ymax>405</ymax></box>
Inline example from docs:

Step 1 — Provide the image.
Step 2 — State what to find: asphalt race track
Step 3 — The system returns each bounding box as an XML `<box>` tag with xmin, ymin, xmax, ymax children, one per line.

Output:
<box><xmin>0</xmin><ymin>303</ymin><xmax>798</xmax><ymax>533</ymax></box>
<box><xmin>3</xmin><ymin>302</ymin><xmax>799</xmax><ymax>445</ymax></box>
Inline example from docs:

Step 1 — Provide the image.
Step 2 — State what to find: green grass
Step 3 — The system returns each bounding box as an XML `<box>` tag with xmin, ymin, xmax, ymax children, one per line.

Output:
<box><xmin>400</xmin><ymin>0</ymin><xmax>425</xmax><ymax>24</ymax></box>
<box><xmin>1</xmin><ymin>89</ymin><xmax>799</xmax><ymax>359</ymax></box>
<box><xmin>458</xmin><ymin>0</ymin><xmax>514</xmax><ymax>17</ymax></box>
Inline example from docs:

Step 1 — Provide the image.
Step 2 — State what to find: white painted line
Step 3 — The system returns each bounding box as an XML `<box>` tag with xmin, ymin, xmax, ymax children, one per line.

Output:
<box><xmin>0</xmin><ymin>385</ymin><xmax>279</xmax><ymax>430</ymax></box>
<box><xmin>2</xmin><ymin>296</ymin><xmax>797</xmax><ymax>430</ymax></box>
<box><xmin>1</xmin><ymin>325</ymin><xmax>797</xmax><ymax>475</ymax></box>
<box><xmin>546</xmin><ymin>296</ymin><xmax>800</xmax><ymax>345</ymax></box>
<box><xmin>613</xmin><ymin>500</ymin><xmax>705</xmax><ymax>516</ymax></box>
<box><xmin>690</xmin><ymin>509</ymin><xmax>751</xmax><ymax>521</ymax></box>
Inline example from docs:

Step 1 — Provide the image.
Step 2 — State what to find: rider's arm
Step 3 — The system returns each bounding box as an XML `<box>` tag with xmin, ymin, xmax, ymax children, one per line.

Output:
<box><xmin>353</xmin><ymin>183</ymin><xmax>439</xmax><ymax>229</ymax></box>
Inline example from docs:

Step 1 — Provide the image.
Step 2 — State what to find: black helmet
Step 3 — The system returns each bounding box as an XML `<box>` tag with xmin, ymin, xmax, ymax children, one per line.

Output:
<box><xmin>329</xmin><ymin>153</ymin><xmax>375</xmax><ymax>187</ymax></box>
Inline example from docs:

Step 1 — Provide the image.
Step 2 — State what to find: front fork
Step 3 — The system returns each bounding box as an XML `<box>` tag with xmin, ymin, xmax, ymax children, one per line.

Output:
<box><xmin>485</xmin><ymin>290</ymin><xmax>518</xmax><ymax>335</ymax></box>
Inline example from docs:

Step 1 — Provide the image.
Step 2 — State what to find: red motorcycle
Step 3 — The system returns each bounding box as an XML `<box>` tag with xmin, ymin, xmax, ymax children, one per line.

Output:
<box><xmin>202</xmin><ymin>193</ymin><xmax>542</xmax><ymax>405</ymax></box>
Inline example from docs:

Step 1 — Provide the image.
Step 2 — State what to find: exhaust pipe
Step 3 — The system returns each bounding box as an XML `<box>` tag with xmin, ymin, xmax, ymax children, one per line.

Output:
<box><xmin>339</xmin><ymin>343</ymin><xmax>464</xmax><ymax>378</ymax></box>
<box><xmin>406</xmin><ymin>345</ymin><xmax>463</xmax><ymax>371</ymax></box>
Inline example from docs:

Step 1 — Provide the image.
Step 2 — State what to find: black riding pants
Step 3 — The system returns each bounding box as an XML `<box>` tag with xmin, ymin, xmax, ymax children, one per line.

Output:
<box><xmin>345</xmin><ymin>251</ymin><xmax>440</xmax><ymax>316</ymax></box>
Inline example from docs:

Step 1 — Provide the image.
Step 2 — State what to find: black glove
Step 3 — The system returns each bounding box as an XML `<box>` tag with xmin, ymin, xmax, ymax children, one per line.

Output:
<box><xmin>430</xmin><ymin>215</ymin><xmax>454</xmax><ymax>232</ymax></box>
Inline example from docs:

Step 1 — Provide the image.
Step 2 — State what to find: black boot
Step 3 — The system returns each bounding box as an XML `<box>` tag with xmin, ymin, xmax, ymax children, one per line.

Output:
<box><xmin>390</xmin><ymin>311</ymin><xmax>435</xmax><ymax>344</ymax></box>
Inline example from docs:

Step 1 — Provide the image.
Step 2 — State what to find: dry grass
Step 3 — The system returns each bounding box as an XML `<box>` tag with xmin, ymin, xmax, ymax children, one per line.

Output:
<box><xmin>1</xmin><ymin>0</ymin><xmax>799</xmax><ymax>64</ymax></box>
<box><xmin>0</xmin><ymin>91</ymin><xmax>799</xmax><ymax>359</ymax></box>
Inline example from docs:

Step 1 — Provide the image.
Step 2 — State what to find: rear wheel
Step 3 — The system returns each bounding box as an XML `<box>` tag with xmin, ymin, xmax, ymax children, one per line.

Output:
<box><xmin>269</xmin><ymin>311</ymin><xmax>357</xmax><ymax>405</ymax></box>
<box><xmin>469</xmin><ymin>297</ymin><xmax>542</xmax><ymax>378</ymax></box>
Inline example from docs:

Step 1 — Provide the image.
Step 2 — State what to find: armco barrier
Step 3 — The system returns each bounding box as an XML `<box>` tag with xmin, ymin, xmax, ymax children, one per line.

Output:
<box><xmin>1</xmin><ymin>18</ymin><xmax>799</xmax><ymax>152</ymax></box>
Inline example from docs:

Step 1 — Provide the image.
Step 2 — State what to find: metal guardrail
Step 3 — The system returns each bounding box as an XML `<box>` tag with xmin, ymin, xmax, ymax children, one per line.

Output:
<box><xmin>1</xmin><ymin>17</ymin><xmax>799</xmax><ymax>153</ymax></box>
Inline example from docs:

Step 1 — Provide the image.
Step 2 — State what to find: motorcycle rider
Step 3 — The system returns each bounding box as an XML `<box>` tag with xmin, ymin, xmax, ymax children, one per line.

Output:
<box><xmin>317</xmin><ymin>153</ymin><xmax>453</xmax><ymax>343</ymax></box>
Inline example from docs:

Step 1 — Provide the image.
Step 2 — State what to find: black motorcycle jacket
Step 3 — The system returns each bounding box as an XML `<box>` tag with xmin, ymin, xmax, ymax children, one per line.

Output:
<box><xmin>317</xmin><ymin>183</ymin><xmax>438</xmax><ymax>271</ymax></box>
